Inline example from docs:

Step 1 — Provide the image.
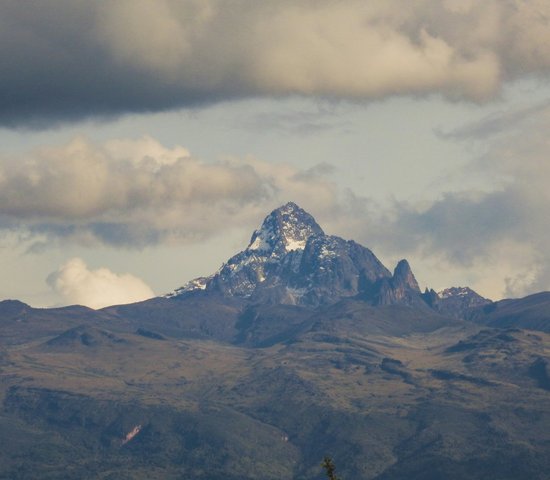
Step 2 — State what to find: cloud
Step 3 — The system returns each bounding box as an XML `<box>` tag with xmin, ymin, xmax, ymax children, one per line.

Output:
<box><xmin>3</xmin><ymin>0</ymin><xmax>550</xmax><ymax>126</ymax></box>
<box><xmin>350</xmin><ymin>104</ymin><xmax>550</xmax><ymax>298</ymax></box>
<box><xmin>1</xmin><ymin>126</ymin><xmax>548</xmax><ymax>300</ymax></box>
<box><xmin>47</xmin><ymin>258</ymin><xmax>154</xmax><ymax>309</ymax></box>
<box><xmin>240</xmin><ymin>104</ymin><xmax>352</xmax><ymax>136</ymax></box>
<box><xmin>0</xmin><ymin>135</ymin><xmax>338</xmax><ymax>248</ymax></box>
<box><xmin>437</xmin><ymin>99</ymin><xmax>550</xmax><ymax>140</ymax></box>
<box><xmin>0</xmin><ymin>135</ymin><xmax>265</xmax><ymax>220</ymax></box>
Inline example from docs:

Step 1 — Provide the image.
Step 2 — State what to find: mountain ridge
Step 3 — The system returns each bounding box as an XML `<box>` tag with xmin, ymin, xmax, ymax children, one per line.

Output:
<box><xmin>166</xmin><ymin>203</ymin><xmax>489</xmax><ymax>319</ymax></box>
<box><xmin>4</xmin><ymin>203</ymin><xmax>550</xmax><ymax>344</ymax></box>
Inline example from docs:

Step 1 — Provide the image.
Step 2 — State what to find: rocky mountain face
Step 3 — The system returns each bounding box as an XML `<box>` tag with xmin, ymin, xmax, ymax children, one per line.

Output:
<box><xmin>167</xmin><ymin>203</ymin><xmax>491</xmax><ymax>320</ymax></box>
<box><xmin>168</xmin><ymin>202</ymin><xmax>393</xmax><ymax>306</ymax></box>
<box><xmin>437</xmin><ymin>286</ymin><xmax>492</xmax><ymax>318</ymax></box>
<box><xmin>374</xmin><ymin>259</ymin><xmax>424</xmax><ymax>307</ymax></box>
<box><xmin>168</xmin><ymin>203</ymin><xmax>432</xmax><ymax>309</ymax></box>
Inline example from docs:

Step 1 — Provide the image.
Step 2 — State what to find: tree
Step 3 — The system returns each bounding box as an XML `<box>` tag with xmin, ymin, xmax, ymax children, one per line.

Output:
<box><xmin>321</xmin><ymin>456</ymin><xmax>341</xmax><ymax>480</ymax></box>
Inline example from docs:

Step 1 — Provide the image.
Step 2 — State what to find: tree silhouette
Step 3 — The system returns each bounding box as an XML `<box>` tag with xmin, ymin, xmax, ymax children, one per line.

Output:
<box><xmin>321</xmin><ymin>456</ymin><xmax>341</xmax><ymax>480</ymax></box>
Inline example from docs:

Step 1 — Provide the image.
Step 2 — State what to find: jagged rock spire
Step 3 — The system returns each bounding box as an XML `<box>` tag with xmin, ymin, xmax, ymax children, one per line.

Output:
<box><xmin>393</xmin><ymin>259</ymin><xmax>420</xmax><ymax>292</ymax></box>
<box><xmin>374</xmin><ymin>259</ymin><xmax>426</xmax><ymax>307</ymax></box>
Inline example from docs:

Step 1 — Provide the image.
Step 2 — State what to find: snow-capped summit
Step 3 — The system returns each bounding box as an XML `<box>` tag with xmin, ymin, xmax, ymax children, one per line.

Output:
<box><xmin>438</xmin><ymin>286</ymin><xmax>490</xmax><ymax>303</ymax></box>
<box><xmin>166</xmin><ymin>203</ymin><xmax>495</xmax><ymax>315</ymax></box>
<box><xmin>167</xmin><ymin>203</ymin><xmax>324</xmax><ymax>299</ymax></box>
<box><xmin>247</xmin><ymin>202</ymin><xmax>324</xmax><ymax>256</ymax></box>
<box><xmin>436</xmin><ymin>286</ymin><xmax>492</xmax><ymax>318</ymax></box>
<box><xmin>167</xmin><ymin>202</ymin><xmax>394</xmax><ymax>305</ymax></box>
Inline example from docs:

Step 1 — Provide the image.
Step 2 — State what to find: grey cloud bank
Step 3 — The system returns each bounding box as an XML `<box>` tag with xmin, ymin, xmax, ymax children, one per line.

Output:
<box><xmin>362</xmin><ymin>105</ymin><xmax>550</xmax><ymax>298</ymax></box>
<box><xmin>0</xmin><ymin>136</ymin><xmax>338</xmax><ymax>247</ymax></box>
<box><xmin>3</xmin><ymin>0</ymin><xmax>550</xmax><ymax>127</ymax></box>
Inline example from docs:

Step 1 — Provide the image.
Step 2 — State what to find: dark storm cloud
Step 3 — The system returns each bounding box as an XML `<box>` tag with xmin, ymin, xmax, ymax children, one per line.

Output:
<box><xmin>0</xmin><ymin>1</ymin><xmax>254</xmax><ymax>128</ymax></box>
<box><xmin>3</xmin><ymin>0</ymin><xmax>550</xmax><ymax>127</ymax></box>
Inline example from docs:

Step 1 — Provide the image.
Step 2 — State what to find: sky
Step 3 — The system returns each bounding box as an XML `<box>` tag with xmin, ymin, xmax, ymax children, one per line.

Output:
<box><xmin>2</xmin><ymin>0</ymin><xmax>550</xmax><ymax>308</ymax></box>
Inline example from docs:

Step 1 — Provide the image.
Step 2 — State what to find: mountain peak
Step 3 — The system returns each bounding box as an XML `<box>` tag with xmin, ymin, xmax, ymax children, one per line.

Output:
<box><xmin>436</xmin><ymin>286</ymin><xmax>492</xmax><ymax>318</ymax></box>
<box><xmin>438</xmin><ymin>286</ymin><xmax>488</xmax><ymax>300</ymax></box>
<box><xmin>247</xmin><ymin>202</ymin><xmax>323</xmax><ymax>255</ymax></box>
<box><xmin>168</xmin><ymin>202</ymin><xmax>395</xmax><ymax>305</ymax></box>
<box><xmin>393</xmin><ymin>259</ymin><xmax>420</xmax><ymax>292</ymax></box>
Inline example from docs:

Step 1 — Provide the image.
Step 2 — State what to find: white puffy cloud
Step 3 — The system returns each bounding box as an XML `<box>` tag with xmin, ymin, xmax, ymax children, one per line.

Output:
<box><xmin>3</xmin><ymin>1</ymin><xmax>550</xmax><ymax>125</ymax></box>
<box><xmin>47</xmin><ymin>258</ymin><xmax>154</xmax><ymax>309</ymax></box>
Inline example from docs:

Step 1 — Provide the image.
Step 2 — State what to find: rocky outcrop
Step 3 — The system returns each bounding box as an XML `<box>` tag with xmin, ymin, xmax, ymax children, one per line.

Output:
<box><xmin>168</xmin><ymin>202</ymin><xmax>392</xmax><ymax>307</ymax></box>
<box><xmin>374</xmin><ymin>260</ymin><xmax>427</xmax><ymax>307</ymax></box>
<box><xmin>437</xmin><ymin>286</ymin><xmax>492</xmax><ymax>318</ymax></box>
<box><xmin>167</xmin><ymin>203</ymin><xmax>482</xmax><ymax>314</ymax></box>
